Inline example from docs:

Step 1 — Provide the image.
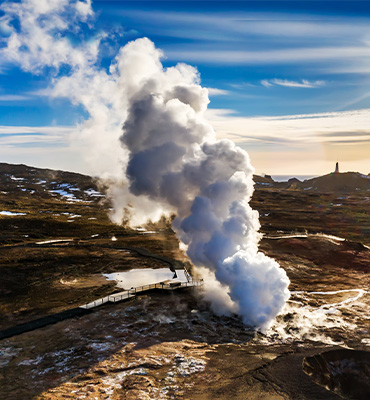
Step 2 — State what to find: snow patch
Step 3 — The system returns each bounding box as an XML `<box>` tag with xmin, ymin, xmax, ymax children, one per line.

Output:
<box><xmin>0</xmin><ymin>211</ymin><xmax>27</xmax><ymax>216</ymax></box>
<box><xmin>36</xmin><ymin>239</ymin><xmax>73</xmax><ymax>244</ymax></box>
<box><xmin>10</xmin><ymin>176</ymin><xmax>25</xmax><ymax>181</ymax></box>
<box><xmin>85</xmin><ymin>189</ymin><xmax>104</xmax><ymax>197</ymax></box>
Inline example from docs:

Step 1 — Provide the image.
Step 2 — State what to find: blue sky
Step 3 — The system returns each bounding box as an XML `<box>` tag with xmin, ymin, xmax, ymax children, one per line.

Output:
<box><xmin>0</xmin><ymin>0</ymin><xmax>370</xmax><ymax>175</ymax></box>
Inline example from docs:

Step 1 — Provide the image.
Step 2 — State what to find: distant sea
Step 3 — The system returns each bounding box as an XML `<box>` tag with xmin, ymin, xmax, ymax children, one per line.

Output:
<box><xmin>272</xmin><ymin>175</ymin><xmax>318</xmax><ymax>182</ymax></box>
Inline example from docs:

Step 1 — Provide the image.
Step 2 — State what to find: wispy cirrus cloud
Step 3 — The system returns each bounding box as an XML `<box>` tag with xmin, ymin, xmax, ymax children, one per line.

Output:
<box><xmin>261</xmin><ymin>79</ymin><xmax>325</xmax><ymax>88</ymax></box>
<box><xmin>206</xmin><ymin>108</ymin><xmax>370</xmax><ymax>174</ymax></box>
<box><xmin>119</xmin><ymin>9</ymin><xmax>370</xmax><ymax>74</ymax></box>
<box><xmin>206</xmin><ymin>87</ymin><xmax>230</xmax><ymax>96</ymax></box>
<box><xmin>0</xmin><ymin>125</ymin><xmax>74</xmax><ymax>147</ymax></box>
<box><xmin>0</xmin><ymin>94</ymin><xmax>32</xmax><ymax>101</ymax></box>
<box><xmin>119</xmin><ymin>10</ymin><xmax>370</xmax><ymax>42</ymax></box>
<box><xmin>167</xmin><ymin>46</ymin><xmax>370</xmax><ymax>66</ymax></box>
<box><xmin>206</xmin><ymin>108</ymin><xmax>370</xmax><ymax>147</ymax></box>
<box><xmin>202</xmin><ymin>106</ymin><xmax>370</xmax><ymax>177</ymax></box>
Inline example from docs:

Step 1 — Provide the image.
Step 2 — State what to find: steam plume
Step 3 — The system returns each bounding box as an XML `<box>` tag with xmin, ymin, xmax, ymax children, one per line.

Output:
<box><xmin>118</xmin><ymin>38</ymin><xmax>290</xmax><ymax>330</ymax></box>
<box><xmin>1</xmin><ymin>0</ymin><xmax>290</xmax><ymax>330</ymax></box>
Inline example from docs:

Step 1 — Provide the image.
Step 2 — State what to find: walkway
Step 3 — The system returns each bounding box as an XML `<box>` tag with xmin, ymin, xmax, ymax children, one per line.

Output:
<box><xmin>79</xmin><ymin>278</ymin><xmax>203</xmax><ymax>310</ymax></box>
<box><xmin>0</xmin><ymin>238</ymin><xmax>203</xmax><ymax>340</ymax></box>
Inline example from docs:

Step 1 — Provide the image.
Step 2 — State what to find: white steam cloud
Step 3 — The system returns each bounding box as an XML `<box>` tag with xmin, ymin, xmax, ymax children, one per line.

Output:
<box><xmin>118</xmin><ymin>38</ymin><xmax>289</xmax><ymax>329</ymax></box>
<box><xmin>1</xmin><ymin>0</ymin><xmax>290</xmax><ymax>330</ymax></box>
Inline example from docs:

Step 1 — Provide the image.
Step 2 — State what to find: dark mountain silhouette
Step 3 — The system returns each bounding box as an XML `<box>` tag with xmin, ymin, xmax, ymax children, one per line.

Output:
<box><xmin>254</xmin><ymin>172</ymin><xmax>370</xmax><ymax>193</ymax></box>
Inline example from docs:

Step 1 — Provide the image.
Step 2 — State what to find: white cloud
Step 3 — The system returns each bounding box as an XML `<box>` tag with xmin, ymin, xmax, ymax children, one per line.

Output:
<box><xmin>206</xmin><ymin>108</ymin><xmax>370</xmax><ymax>174</ymax></box>
<box><xmin>207</xmin><ymin>108</ymin><xmax>370</xmax><ymax>144</ymax></box>
<box><xmin>0</xmin><ymin>0</ymin><xmax>97</xmax><ymax>72</ymax></box>
<box><xmin>0</xmin><ymin>0</ymin><xmax>128</xmax><ymax>178</ymax></box>
<box><xmin>0</xmin><ymin>94</ymin><xmax>32</xmax><ymax>101</ymax></box>
<box><xmin>167</xmin><ymin>46</ymin><xmax>370</xmax><ymax>65</ymax></box>
<box><xmin>121</xmin><ymin>10</ymin><xmax>370</xmax><ymax>41</ymax></box>
<box><xmin>262</xmin><ymin>79</ymin><xmax>325</xmax><ymax>88</ymax></box>
<box><xmin>229</xmin><ymin>82</ymin><xmax>256</xmax><ymax>89</ymax></box>
<box><xmin>261</xmin><ymin>80</ymin><xmax>273</xmax><ymax>87</ymax></box>
<box><xmin>0</xmin><ymin>125</ymin><xmax>74</xmax><ymax>135</ymax></box>
<box><xmin>0</xmin><ymin>125</ymin><xmax>74</xmax><ymax>146</ymax></box>
<box><xmin>3</xmin><ymin>107</ymin><xmax>369</xmax><ymax>176</ymax></box>
<box><xmin>206</xmin><ymin>87</ymin><xmax>230</xmax><ymax>96</ymax></box>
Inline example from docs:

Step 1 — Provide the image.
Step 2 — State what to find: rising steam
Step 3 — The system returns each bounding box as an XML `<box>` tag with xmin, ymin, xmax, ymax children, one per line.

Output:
<box><xmin>118</xmin><ymin>38</ymin><xmax>290</xmax><ymax>330</ymax></box>
<box><xmin>1</xmin><ymin>0</ymin><xmax>290</xmax><ymax>330</ymax></box>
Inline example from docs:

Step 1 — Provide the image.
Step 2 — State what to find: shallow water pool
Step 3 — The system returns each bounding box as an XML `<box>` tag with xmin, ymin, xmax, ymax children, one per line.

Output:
<box><xmin>103</xmin><ymin>268</ymin><xmax>187</xmax><ymax>290</ymax></box>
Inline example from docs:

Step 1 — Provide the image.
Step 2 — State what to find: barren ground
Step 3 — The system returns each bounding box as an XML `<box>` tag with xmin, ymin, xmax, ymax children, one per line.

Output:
<box><xmin>0</xmin><ymin>163</ymin><xmax>369</xmax><ymax>399</ymax></box>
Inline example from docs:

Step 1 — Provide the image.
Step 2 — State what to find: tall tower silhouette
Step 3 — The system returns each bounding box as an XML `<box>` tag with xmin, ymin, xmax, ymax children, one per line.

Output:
<box><xmin>334</xmin><ymin>161</ymin><xmax>339</xmax><ymax>174</ymax></box>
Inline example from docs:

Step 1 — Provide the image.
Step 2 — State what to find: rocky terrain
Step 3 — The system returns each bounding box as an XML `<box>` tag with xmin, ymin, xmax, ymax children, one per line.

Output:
<box><xmin>0</xmin><ymin>162</ymin><xmax>369</xmax><ymax>399</ymax></box>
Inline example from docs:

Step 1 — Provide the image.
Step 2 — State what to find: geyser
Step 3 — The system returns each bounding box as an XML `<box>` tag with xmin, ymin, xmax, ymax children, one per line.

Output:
<box><xmin>118</xmin><ymin>38</ymin><xmax>290</xmax><ymax>330</ymax></box>
<box><xmin>1</xmin><ymin>0</ymin><xmax>290</xmax><ymax>330</ymax></box>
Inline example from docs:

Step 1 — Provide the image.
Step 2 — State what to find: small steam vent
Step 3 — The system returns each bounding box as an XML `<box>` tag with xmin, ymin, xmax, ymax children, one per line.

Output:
<box><xmin>334</xmin><ymin>162</ymin><xmax>339</xmax><ymax>174</ymax></box>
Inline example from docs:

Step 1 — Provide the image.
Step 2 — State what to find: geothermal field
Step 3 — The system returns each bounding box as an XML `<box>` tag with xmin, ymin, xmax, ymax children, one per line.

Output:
<box><xmin>1</xmin><ymin>1</ymin><xmax>369</xmax><ymax>399</ymax></box>
<box><xmin>0</xmin><ymin>162</ymin><xmax>369</xmax><ymax>400</ymax></box>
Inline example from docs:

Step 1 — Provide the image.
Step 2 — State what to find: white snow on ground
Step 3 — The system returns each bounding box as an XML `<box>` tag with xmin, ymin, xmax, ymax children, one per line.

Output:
<box><xmin>264</xmin><ymin>232</ymin><xmax>346</xmax><ymax>242</ymax></box>
<box><xmin>10</xmin><ymin>176</ymin><xmax>24</xmax><ymax>181</ymax></box>
<box><xmin>58</xmin><ymin>183</ymin><xmax>78</xmax><ymax>190</ymax></box>
<box><xmin>19</xmin><ymin>188</ymin><xmax>35</xmax><ymax>194</ymax></box>
<box><xmin>35</xmin><ymin>180</ymin><xmax>46</xmax><ymax>184</ymax></box>
<box><xmin>0</xmin><ymin>346</ymin><xmax>21</xmax><ymax>367</ymax></box>
<box><xmin>265</xmin><ymin>234</ymin><xmax>308</xmax><ymax>240</ymax></box>
<box><xmin>0</xmin><ymin>211</ymin><xmax>27</xmax><ymax>216</ymax></box>
<box><xmin>18</xmin><ymin>355</ymin><xmax>44</xmax><ymax>366</ymax></box>
<box><xmin>61</xmin><ymin>212</ymin><xmax>80</xmax><ymax>216</ymax></box>
<box><xmin>48</xmin><ymin>189</ymin><xmax>88</xmax><ymax>202</ymax></box>
<box><xmin>85</xmin><ymin>189</ymin><xmax>104</xmax><ymax>197</ymax></box>
<box><xmin>36</xmin><ymin>239</ymin><xmax>73</xmax><ymax>244</ymax></box>
<box><xmin>49</xmin><ymin>189</ymin><xmax>76</xmax><ymax>199</ymax></box>
<box><xmin>317</xmin><ymin>233</ymin><xmax>345</xmax><ymax>241</ymax></box>
<box><xmin>135</xmin><ymin>227</ymin><xmax>157</xmax><ymax>234</ymax></box>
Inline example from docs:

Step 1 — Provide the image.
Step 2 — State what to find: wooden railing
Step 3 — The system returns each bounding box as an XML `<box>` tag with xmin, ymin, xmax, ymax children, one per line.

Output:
<box><xmin>183</xmin><ymin>265</ymin><xmax>192</xmax><ymax>282</ymax></box>
<box><xmin>80</xmin><ymin>278</ymin><xmax>203</xmax><ymax>310</ymax></box>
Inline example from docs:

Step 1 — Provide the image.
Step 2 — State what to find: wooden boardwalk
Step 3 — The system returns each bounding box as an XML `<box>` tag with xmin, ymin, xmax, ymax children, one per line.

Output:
<box><xmin>0</xmin><ymin>239</ymin><xmax>203</xmax><ymax>340</ymax></box>
<box><xmin>0</xmin><ymin>279</ymin><xmax>203</xmax><ymax>340</ymax></box>
<box><xmin>79</xmin><ymin>279</ymin><xmax>203</xmax><ymax>310</ymax></box>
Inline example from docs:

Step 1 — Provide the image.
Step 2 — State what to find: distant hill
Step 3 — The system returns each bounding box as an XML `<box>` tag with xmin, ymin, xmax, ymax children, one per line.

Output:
<box><xmin>254</xmin><ymin>172</ymin><xmax>370</xmax><ymax>193</ymax></box>
<box><xmin>0</xmin><ymin>162</ymin><xmax>103</xmax><ymax>202</ymax></box>
<box><xmin>1</xmin><ymin>162</ymin><xmax>369</xmax><ymax>245</ymax></box>
<box><xmin>297</xmin><ymin>172</ymin><xmax>370</xmax><ymax>192</ymax></box>
<box><xmin>0</xmin><ymin>162</ymin><xmax>115</xmax><ymax>244</ymax></box>
<box><xmin>1</xmin><ymin>162</ymin><xmax>369</xmax><ymax>195</ymax></box>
